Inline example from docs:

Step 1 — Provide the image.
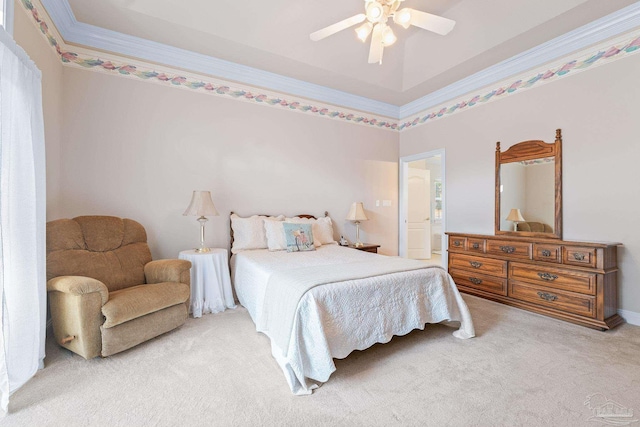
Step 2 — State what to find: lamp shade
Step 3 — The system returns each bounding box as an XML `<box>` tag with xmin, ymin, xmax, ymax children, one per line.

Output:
<box><xmin>346</xmin><ymin>202</ymin><xmax>368</xmax><ymax>221</ymax></box>
<box><xmin>183</xmin><ymin>191</ymin><xmax>219</xmax><ymax>217</ymax></box>
<box><xmin>505</xmin><ymin>208</ymin><xmax>525</xmax><ymax>222</ymax></box>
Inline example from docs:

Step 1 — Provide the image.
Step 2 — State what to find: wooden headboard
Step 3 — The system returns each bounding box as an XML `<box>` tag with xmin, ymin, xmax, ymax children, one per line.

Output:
<box><xmin>229</xmin><ymin>211</ymin><xmax>329</xmax><ymax>250</ymax></box>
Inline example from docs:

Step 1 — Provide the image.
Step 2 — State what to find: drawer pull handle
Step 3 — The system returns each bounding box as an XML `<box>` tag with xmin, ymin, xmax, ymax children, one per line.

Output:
<box><xmin>454</xmin><ymin>241</ymin><xmax>461</xmax><ymax>247</ymax></box>
<box><xmin>538</xmin><ymin>272</ymin><xmax>559</xmax><ymax>281</ymax></box>
<box><xmin>472</xmin><ymin>243</ymin><xmax>480</xmax><ymax>249</ymax></box>
<box><xmin>500</xmin><ymin>245</ymin><xmax>516</xmax><ymax>254</ymax></box>
<box><xmin>469</xmin><ymin>261</ymin><xmax>483</xmax><ymax>269</ymax></box>
<box><xmin>573</xmin><ymin>253</ymin><xmax>586</xmax><ymax>261</ymax></box>
<box><xmin>541</xmin><ymin>250</ymin><xmax>552</xmax><ymax>257</ymax></box>
<box><xmin>537</xmin><ymin>291</ymin><xmax>558</xmax><ymax>302</ymax></box>
<box><xmin>469</xmin><ymin>277</ymin><xmax>482</xmax><ymax>285</ymax></box>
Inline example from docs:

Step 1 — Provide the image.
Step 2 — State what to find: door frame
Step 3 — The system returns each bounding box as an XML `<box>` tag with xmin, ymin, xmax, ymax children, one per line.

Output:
<box><xmin>399</xmin><ymin>148</ymin><xmax>446</xmax><ymax>267</ymax></box>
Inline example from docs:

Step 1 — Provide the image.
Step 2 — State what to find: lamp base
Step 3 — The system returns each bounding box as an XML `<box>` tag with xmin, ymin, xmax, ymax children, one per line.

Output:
<box><xmin>195</xmin><ymin>216</ymin><xmax>211</xmax><ymax>253</ymax></box>
<box><xmin>354</xmin><ymin>221</ymin><xmax>364</xmax><ymax>247</ymax></box>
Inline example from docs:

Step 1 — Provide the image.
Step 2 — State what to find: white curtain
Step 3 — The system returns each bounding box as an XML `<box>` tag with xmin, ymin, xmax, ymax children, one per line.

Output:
<box><xmin>0</xmin><ymin>26</ymin><xmax>46</xmax><ymax>412</ymax></box>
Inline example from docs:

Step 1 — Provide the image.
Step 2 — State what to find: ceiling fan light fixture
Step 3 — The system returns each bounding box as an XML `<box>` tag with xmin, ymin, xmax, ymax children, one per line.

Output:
<box><xmin>366</xmin><ymin>1</ymin><xmax>385</xmax><ymax>22</ymax></box>
<box><xmin>381</xmin><ymin>25</ymin><xmax>397</xmax><ymax>46</ymax></box>
<box><xmin>355</xmin><ymin>22</ymin><xmax>374</xmax><ymax>42</ymax></box>
<box><xmin>393</xmin><ymin>8</ymin><xmax>412</xmax><ymax>29</ymax></box>
<box><xmin>310</xmin><ymin>0</ymin><xmax>455</xmax><ymax>65</ymax></box>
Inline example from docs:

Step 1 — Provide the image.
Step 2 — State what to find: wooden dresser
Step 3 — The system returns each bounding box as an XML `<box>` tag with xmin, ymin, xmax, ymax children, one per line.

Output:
<box><xmin>446</xmin><ymin>232</ymin><xmax>623</xmax><ymax>330</ymax></box>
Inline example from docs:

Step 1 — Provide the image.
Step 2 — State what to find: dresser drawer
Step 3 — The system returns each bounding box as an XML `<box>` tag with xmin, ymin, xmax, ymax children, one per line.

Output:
<box><xmin>449</xmin><ymin>236</ymin><xmax>467</xmax><ymax>251</ymax></box>
<box><xmin>533</xmin><ymin>244</ymin><xmax>562</xmax><ymax>263</ymax></box>
<box><xmin>563</xmin><ymin>246</ymin><xmax>597</xmax><ymax>268</ymax></box>
<box><xmin>509</xmin><ymin>281</ymin><xmax>596</xmax><ymax>318</ymax></box>
<box><xmin>450</xmin><ymin>253</ymin><xmax>507</xmax><ymax>278</ymax></box>
<box><xmin>450</xmin><ymin>269</ymin><xmax>507</xmax><ymax>296</ymax></box>
<box><xmin>486</xmin><ymin>240</ymin><xmax>532</xmax><ymax>260</ymax></box>
<box><xmin>467</xmin><ymin>238</ymin><xmax>486</xmax><ymax>253</ymax></box>
<box><xmin>509</xmin><ymin>262</ymin><xmax>596</xmax><ymax>295</ymax></box>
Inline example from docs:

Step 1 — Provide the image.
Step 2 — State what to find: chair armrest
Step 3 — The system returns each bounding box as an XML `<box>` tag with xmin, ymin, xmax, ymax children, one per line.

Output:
<box><xmin>144</xmin><ymin>259</ymin><xmax>191</xmax><ymax>285</ymax></box>
<box><xmin>47</xmin><ymin>276</ymin><xmax>109</xmax><ymax>305</ymax></box>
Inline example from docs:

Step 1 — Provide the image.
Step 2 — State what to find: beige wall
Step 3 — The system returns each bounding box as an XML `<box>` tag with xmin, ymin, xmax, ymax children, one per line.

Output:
<box><xmin>13</xmin><ymin>4</ymin><xmax>63</xmax><ymax>219</ymax></box>
<box><xmin>14</xmin><ymin>3</ymin><xmax>398</xmax><ymax>259</ymax></box>
<box><xmin>59</xmin><ymin>68</ymin><xmax>399</xmax><ymax>259</ymax></box>
<box><xmin>400</xmin><ymin>53</ymin><xmax>640</xmax><ymax>313</ymax></box>
<box><xmin>16</xmin><ymin>1</ymin><xmax>639</xmax><ymax>316</ymax></box>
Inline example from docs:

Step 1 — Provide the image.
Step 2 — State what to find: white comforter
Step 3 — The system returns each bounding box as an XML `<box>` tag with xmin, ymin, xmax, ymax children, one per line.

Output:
<box><xmin>231</xmin><ymin>245</ymin><xmax>474</xmax><ymax>395</ymax></box>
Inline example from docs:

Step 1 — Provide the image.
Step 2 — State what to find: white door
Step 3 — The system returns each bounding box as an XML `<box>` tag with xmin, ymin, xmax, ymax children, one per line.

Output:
<box><xmin>408</xmin><ymin>168</ymin><xmax>431</xmax><ymax>259</ymax></box>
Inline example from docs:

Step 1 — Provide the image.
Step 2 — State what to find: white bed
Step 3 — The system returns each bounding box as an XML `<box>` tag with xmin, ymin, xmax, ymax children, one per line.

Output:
<box><xmin>231</xmin><ymin>244</ymin><xmax>475</xmax><ymax>395</ymax></box>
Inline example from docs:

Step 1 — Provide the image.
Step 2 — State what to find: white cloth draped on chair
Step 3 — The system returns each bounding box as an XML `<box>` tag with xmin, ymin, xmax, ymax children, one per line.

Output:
<box><xmin>0</xmin><ymin>27</ymin><xmax>46</xmax><ymax>412</ymax></box>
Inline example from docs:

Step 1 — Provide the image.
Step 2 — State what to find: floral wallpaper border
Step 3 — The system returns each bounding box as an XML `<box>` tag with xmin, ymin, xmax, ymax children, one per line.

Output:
<box><xmin>20</xmin><ymin>0</ymin><xmax>640</xmax><ymax>133</ymax></box>
<box><xmin>520</xmin><ymin>157</ymin><xmax>555</xmax><ymax>166</ymax></box>
<box><xmin>399</xmin><ymin>34</ymin><xmax>640</xmax><ymax>131</ymax></box>
<box><xmin>19</xmin><ymin>0</ymin><xmax>399</xmax><ymax>131</ymax></box>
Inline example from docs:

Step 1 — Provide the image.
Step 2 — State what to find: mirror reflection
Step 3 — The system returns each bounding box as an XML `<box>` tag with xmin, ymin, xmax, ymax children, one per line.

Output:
<box><xmin>499</xmin><ymin>158</ymin><xmax>555</xmax><ymax>233</ymax></box>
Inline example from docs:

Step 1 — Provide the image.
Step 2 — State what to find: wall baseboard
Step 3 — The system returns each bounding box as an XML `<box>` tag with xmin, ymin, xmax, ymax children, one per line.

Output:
<box><xmin>618</xmin><ymin>309</ymin><xmax>640</xmax><ymax>327</ymax></box>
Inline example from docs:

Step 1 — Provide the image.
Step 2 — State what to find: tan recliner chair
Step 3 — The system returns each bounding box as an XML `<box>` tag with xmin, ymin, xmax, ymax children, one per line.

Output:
<box><xmin>517</xmin><ymin>221</ymin><xmax>553</xmax><ymax>233</ymax></box>
<box><xmin>46</xmin><ymin>216</ymin><xmax>192</xmax><ymax>359</ymax></box>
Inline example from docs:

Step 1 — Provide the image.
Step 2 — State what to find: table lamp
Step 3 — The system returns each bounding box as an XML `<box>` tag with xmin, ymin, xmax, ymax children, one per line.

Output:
<box><xmin>506</xmin><ymin>208</ymin><xmax>525</xmax><ymax>231</ymax></box>
<box><xmin>346</xmin><ymin>202</ymin><xmax>368</xmax><ymax>247</ymax></box>
<box><xmin>183</xmin><ymin>190</ymin><xmax>219</xmax><ymax>252</ymax></box>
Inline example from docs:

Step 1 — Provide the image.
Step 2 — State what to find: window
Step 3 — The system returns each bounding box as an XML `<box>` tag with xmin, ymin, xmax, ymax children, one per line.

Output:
<box><xmin>1</xmin><ymin>0</ymin><xmax>13</xmax><ymax>35</ymax></box>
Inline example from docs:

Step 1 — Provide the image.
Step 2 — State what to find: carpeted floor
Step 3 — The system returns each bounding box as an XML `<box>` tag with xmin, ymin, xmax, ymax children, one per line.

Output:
<box><xmin>3</xmin><ymin>295</ymin><xmax>640</xmax><ymax>426</ymax></box>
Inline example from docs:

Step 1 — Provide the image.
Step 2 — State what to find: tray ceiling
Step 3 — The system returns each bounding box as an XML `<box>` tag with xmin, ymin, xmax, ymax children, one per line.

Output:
<box><xmin>65</xmin><ymin>0</ymin><xmax>638</xmax><ymax>106</ymax></box>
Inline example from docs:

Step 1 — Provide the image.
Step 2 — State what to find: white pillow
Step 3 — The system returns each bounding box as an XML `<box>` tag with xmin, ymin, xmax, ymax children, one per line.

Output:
<box><xmin>231</xmin><ymin>214</ymin><xmax>284</xmax><ymax>254</ymax></box>
<box><xmin>264</xmin><ymin>219</ymin><xmax>287</xmax><ymax>251</ymax></box>
<box><xmin>315</xmin><ymin>217</ymin><xmax>337</xmax><ymax>245</ymax></box>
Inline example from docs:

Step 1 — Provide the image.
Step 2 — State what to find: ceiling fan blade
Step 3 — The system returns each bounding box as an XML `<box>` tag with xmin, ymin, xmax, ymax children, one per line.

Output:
<box><xmin>368</xmin><ymin>24</ymin><xmax>383</xmax><ymax>64</ymax></box>
<box><xmin>409</xmin><ymin>9</ymin><xmax>456</xmax><ymax>35</ymax></box>
<box><xmin>310</xmin><ymin>14</ymin><xmax>366</xmax><ymax>41</ymax></box>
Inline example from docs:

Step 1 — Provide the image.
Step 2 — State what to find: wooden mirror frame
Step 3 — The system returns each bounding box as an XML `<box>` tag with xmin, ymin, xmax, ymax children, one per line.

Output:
<box><xmin>495</xmin><ymin>129</ymin><xmax>562</xmax><ymax>239</ymax></box>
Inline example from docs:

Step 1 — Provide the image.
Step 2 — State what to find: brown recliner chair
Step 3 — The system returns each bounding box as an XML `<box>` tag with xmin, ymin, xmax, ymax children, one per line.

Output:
<box><xmin>46</xmin><ymin>216</ymin><xmax>192</xmax><ymax>359</ymax></box>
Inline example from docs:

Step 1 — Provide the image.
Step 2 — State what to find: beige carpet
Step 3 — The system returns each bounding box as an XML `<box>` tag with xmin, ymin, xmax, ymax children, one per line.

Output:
<box><xmin>4</xmin><ymin>295</ymin><xmax>640</xmax><ymax>426</ymax></box>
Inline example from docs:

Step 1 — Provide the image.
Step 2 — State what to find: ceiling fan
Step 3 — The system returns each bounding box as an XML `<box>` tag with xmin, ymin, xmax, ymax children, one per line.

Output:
<box><xmin>310</xmin><ymin>0</ymin><xmax>456</xmax><ymax>64</ymax></box>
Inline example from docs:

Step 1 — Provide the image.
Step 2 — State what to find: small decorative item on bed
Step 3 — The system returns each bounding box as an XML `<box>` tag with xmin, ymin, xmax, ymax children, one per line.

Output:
<box><xmin>283</xmin><ymin>223</ymin><xmax>315</xmax><ymax>252</ymax></box>
<box><xmin>229</xmin><ymin>211</ymin><xmax>475</xmax><ymax>395</ymax></box>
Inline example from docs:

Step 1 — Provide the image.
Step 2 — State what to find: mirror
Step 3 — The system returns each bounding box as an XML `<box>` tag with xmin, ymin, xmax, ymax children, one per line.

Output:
<box><xmin>495</xmin><ymin>129</ymin><xmax>562</xmax><ymax>239</ymax></box>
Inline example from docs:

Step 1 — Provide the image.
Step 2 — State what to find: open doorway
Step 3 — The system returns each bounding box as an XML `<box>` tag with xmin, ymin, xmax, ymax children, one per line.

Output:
<box><xmin>399</xmin><ymin>150</ymin><xmax>445</xmax><ymax>267</ymax></box>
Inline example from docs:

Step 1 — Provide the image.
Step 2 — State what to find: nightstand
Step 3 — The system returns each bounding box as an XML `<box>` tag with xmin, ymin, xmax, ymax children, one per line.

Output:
<box><xmin>178</xmin><ymin>249</ymin><xmax>236</xmax><ymax>318</ymax></box>
<box><xmin>348</xmin><ymin>243</ymin><xmax>380</xmax><ymax>253</ymax></box>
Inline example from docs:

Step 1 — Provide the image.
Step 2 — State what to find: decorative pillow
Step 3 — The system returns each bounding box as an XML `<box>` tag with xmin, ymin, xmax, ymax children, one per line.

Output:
<box><xmin>283</xmin><ymin>223</ymin><xmax>316</xmax><ymax>252</ymax></box>
<box><xmin>286</xmin><ymin>216</ymin><xmax>336</xmax><ymax>246</ymax></box>
<box><xmin>264</xmin><ymin>219</ymin><xmax>287</xmax><ymax>251</ymax></box>
<box><xmin>286</xmin><ymin>217</ymin><xmax>320</xmax><ymax>247</ymax></box>
<box><xmin>230</xmin><ymin>214</ymin><xmax>284</xmax><ymax>254</ymax></box>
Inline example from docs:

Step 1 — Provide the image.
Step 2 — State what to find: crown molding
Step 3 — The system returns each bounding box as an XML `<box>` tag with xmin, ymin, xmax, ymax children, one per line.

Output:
<box><xmin>40</xmin><ymin>0</ymin><xmax>400</xmax><ymax>119</ymax></box>
<box><xmin>36</xmin><ymin>0</ymin><xmax>640</xmax><ymax>124</ymax></box>
<box><xmin>400</xmin><ymin>1</ymin><xmax>640</xmax><ymax>118</ymax></box>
